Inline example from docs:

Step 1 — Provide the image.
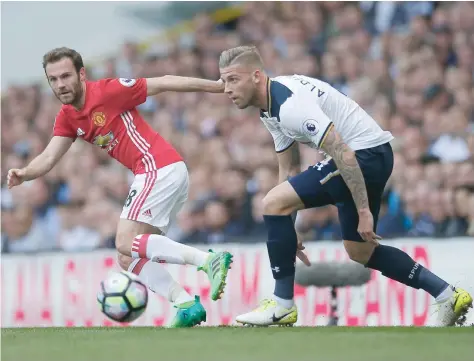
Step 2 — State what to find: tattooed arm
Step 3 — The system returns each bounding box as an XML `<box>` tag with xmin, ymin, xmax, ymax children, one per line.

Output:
<box><xmin>319</xmin><ymin>125</ymin><xmax>379</xmax><ymax>243</ymax></box>
<box><xmin>320</xmin><ymin>125</ymin><xmax>369</xmax><ymax>212</ymax></box>
<box><xmin>280</xmin><ymin>92</ymin><xmax>379</xmax><ymax>242</ymax></box>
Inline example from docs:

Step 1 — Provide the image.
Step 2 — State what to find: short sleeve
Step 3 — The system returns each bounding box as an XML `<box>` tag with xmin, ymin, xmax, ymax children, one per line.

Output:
<box><xmin>53</xmin><ymin>110</ymin><xmax>77</xmax><ymax>140</ymax></box>
<box><xmin>261</xmin><ymin>117</ymin><xmax>295</xmax><ymax>153</ymax></box>
<box><xmin>282</xmin><ymin>97</ymin><xmax>334</xmax><ymax>149</ymax></box>
<box><xmin>102</xmin><ymin>78</ymin><xmax>147</xmax><ymax>111</ymax></box>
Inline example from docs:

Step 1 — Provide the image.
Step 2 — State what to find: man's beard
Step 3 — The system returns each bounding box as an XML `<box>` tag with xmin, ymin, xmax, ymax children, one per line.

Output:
<box><xmin>56</xmin><ymin>84</ymin><xmax>82</xmax><ymax>105</ymax></box>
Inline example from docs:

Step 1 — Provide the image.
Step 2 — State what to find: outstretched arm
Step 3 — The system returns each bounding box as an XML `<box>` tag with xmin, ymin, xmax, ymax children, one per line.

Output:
<box><xmin>146</xmin><ymin>76</ymin><xmax>224</xmax><ymax>96</ymax></box>
<box><xmin>8</xmin><ymin>136</ymin><xmax>73</xmax><ymax>188</ymax></box>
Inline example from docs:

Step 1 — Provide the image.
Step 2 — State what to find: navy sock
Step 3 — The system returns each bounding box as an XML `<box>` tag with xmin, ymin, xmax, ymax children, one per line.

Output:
<box><xmin>366</xmin><ymin>245</ymin><xmax>449</xmax><ymax>298</ymax></box>
<box><xmin>264</xmin><ymin>215</ymin><xmax>297</xmax><ymax>300</ymax></box>
<box><xmin>418</xmin><ymin>268</ymin><xmax>450</xmax><ymax>298</ymax></box>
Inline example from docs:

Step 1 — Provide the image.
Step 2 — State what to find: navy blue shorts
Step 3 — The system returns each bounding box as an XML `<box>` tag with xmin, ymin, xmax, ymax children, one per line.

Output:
<box><xmin>289</xmin><ymin>143</ymin><xmax>394</xmax><ymax>242</ymax></box>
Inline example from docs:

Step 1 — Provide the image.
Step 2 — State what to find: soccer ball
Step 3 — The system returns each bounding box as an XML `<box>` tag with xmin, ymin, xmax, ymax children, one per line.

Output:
<box><xmin>97</xmin><ymin>270</ymin><xmax>148</xmax><ymax>323</ymax></box>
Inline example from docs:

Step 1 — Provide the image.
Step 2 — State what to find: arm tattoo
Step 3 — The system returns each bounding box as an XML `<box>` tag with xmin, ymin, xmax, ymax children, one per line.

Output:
<box><xmin>321</xmin><ymin>128</ymin><xmax>369</xmax><ymax>211</ymax></box>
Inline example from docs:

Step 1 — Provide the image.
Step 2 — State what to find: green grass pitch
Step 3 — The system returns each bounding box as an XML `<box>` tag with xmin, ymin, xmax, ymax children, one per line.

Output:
<box><xmin>2</xmin><ymin>327</ymin><xmax>473</xmax><ymax>361</ymax></box>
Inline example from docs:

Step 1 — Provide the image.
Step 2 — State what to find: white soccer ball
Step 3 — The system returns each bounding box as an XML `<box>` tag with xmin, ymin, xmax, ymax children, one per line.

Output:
<box><xmin>97</xmin><ymin>270</ymin><xmax>148</xmax><ymax>323</ymax></box>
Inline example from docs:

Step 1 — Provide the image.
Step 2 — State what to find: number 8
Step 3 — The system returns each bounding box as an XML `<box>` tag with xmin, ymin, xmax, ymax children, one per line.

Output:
<box><xmin>125</xmin><ymin>190</ymin><xmax>137</xmax><ymax>207</ymax></box>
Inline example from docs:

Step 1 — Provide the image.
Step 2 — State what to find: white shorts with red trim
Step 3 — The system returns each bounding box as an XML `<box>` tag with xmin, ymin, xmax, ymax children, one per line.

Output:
<box><xmin>120</xmin><ymin>161</ymin><xmax>189</xmax><ymax>233</ymax></box>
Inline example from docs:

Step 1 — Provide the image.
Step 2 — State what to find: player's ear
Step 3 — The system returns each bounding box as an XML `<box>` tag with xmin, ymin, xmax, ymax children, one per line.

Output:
<box><xmin>79</xmin><ymin>67</ymin><xmax>86</xmax><ymax>82</ymax></box>
<box><xmin>252</xmin><ymin>69</ymin><xmax>262</xmax><ymax>84</ymax></box>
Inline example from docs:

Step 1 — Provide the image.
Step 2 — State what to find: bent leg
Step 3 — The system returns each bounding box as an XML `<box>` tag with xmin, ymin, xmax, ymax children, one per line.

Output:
<box><xmin>115</xmin><ymin>219</ymin><xmax>210</xmax><ymax>266</ymax></box>
<box><xmin>262</xmin><ymin>182</ymin><xmax>303</xmax><ymax>307</ymax></box>
<box><xmin>117</xmin><ymin>162</ymin><xmax>211</xmax><ymax>266</ymax></box>
<box><xmin>263</xmin><ymin>164</ymin><xmax>336</xmax><ymax>308</ymax></box>
<box><xmin>117</xmin><ymin>252</ymin><xmax>193</xmax><ymax>304</ymax></box>
<box><xmin>115</xmin><ymin>220</ymin><xmax>195</xmax><ymax>304</ymax></box>
<box><xmin>340</xmin><ymin>194</ymin><xmax>451</xmax><ymax>300</ymax></box>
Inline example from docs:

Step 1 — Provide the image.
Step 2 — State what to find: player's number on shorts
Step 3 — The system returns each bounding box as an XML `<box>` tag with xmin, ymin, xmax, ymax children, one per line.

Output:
<box><xmin>125</xmin><ymin>190</ymin><xmax>137</xmax><ymax>207</ymax></box>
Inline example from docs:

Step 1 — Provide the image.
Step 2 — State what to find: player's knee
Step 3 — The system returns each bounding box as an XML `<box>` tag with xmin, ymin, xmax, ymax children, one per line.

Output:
<box><xmin>262</xmin><ymin>191</ymin><xmax>293</xmax><ymax>216</ymax></box>
<box><xmin>117</xmin><ymin>253</ymin><xmax>133</xmax><ymax>270</ymax></box>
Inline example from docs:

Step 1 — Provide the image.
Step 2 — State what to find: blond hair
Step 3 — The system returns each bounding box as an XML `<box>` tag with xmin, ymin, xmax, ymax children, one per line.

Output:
<box><xmin>219</xmin><ymin>45</ymin><xmax>264</xmax><ymax>69</ymax></box>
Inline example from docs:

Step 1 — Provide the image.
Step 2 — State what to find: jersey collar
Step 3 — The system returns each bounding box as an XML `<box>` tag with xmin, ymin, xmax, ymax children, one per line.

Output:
<box><xmin>260</xmin><ymin>77</ymin><xmax>272</xmax><ymax>118</ymax></box>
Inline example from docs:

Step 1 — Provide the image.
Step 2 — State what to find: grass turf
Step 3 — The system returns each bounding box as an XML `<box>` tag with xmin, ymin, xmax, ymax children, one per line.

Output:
<box><xmin>2</xmin><ymin>327</ymin><xmax>473</xmax><ymax>361</ymax></box>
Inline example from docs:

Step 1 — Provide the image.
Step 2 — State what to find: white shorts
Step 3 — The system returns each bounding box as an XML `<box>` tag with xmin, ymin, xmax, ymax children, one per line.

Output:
<box><xmin>120</xmin><ymin>161</ymin><xmax>189</xmax><ymax>233</ymax></box>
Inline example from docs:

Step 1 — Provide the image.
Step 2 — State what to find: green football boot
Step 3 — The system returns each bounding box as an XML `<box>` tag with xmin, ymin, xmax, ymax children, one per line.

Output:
<box><xmin>198</xmin><ymin>249</ymin><xmax>233</xmax><ymax>301</ymax></box>
<box><xmin>168</xmin><ymin>296</ymin><xmax>206</xmax><ymax>328</ymax></box>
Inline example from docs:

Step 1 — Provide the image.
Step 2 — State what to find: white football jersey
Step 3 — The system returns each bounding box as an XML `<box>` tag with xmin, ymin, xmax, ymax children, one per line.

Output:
<box><xmin>260</xmin><ymin>75</ymin><xmax>394</xmax><ymax>153</ymax></box>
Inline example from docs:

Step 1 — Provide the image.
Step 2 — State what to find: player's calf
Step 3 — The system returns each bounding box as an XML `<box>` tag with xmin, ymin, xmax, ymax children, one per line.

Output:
<box><xmin>116</xmin><ymin>242</ymin><xmax>212</xmax><ymax>327</ymax></box>
<box><xmin>131</xmin><ymin>233</ymin><xmax>233</xmax><ymax>301</ymax></box>
<box><xmin>346</xmin><ymin>240</ymin><xmax>449</xmax><ymax>297</ymax></box>
<box><xmin>116</xmin><ymin>219</ymin><xmax>233</xmax><ymax>302</ymax></box>
<box><xmin>115</xmin><ymin>219</ymin><xmax>209</xmax><ymax>266</ymax></box>
<box><xmin>343</xmin><ymin>240</ymin><xmax>377</xmax><ymax>264</ymax></box>
<box><xmin>258</xmin><ymin>182</ymin><xmax>306</xmax><ymax>309</ymax></box>
<box><xmin>346</xmin><ymin>239</ymin><xmax>472</xmax><ymax>325</ymax></box>
<box><xmin>116</xmin><ymin>251</ymin><xmax>196</xmax><ymax>305</ymax></box>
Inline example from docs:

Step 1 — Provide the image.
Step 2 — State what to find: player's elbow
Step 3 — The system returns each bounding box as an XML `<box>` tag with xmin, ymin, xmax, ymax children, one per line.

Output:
<box><xmin>340</xmin><ymin>147</ymin><xmax>358</xmax><ymax>167</ymax></box>
<box><xmin>324</xmin><ymin>140</ymin><xmax>358</xmax><ymax>168</ymax></box>
<box><xmin>145</xmin><ymin>78</ymin><xmax>162</xmax><ymax>96</ymax></box>
<box><xmin>146</xmin><ymin>76</ymin><xmax>173</xmax><ymax>96</ymax></box>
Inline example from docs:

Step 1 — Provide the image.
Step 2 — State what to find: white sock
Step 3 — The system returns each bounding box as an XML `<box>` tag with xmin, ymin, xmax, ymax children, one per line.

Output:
<box><xmin>273</xmin><ymin>295</ymin><xmax>294</xmax><ymax>309</ymax></box>
<box><xmin>435</xmin><ymin>285</ymin><xmax>455</xmax><ymax>303</ymax></box>
<box><xmin>131</xmin><ymin>234</ymin><xmax>210</xmax><ymax>267</ymax></box>
<box><xmin>128</xmin><ymin>259</ymin><xmax>194</xmax><ymax>304</ymax></box>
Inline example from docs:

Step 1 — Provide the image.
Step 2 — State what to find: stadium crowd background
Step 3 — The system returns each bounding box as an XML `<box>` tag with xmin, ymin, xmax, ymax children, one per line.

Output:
<box><xmin>1</xmin><ymin>1</ymin><xmax>474</xmax><ymax>253</ymax></box>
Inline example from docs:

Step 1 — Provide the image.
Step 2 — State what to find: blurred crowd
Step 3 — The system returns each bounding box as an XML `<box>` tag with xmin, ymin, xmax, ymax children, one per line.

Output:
<box><xmin>2</xmin><ymin>2</ymin><xmax>474</xmax><ymax>253</ymax></box>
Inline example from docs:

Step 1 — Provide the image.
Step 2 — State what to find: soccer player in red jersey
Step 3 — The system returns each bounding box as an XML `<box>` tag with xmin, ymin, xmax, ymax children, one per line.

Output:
<box><xmin>7</xmin><ymin>47</ymin><xmax>233</xmax><ymax>327</ymax></box>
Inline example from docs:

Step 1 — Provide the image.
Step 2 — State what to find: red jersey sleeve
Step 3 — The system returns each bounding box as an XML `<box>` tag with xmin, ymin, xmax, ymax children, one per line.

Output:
<box><xmin>101</xmin><ymin>78</ymin><xmax>148</xmax><ymax>111</ymax></box>
<box><xmin>53</xmin><ymin>109</ymin><xmax>77</xmax><ymax>140</ymax></box>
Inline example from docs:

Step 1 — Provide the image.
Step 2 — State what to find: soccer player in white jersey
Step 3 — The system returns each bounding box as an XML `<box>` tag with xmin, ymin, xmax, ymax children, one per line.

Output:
<box><xmin>218</xmin><ymin>46</ymin><xmax>472</xmax><ymax>327</ymax></box>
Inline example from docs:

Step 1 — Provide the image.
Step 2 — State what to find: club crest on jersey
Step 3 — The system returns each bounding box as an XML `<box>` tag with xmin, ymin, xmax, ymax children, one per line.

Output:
<box><xmin>303</xmin><ymin>119</ymin><xmax>319</xmax><ymax>136</ymax></box>
<box><xmin>92</xmin><ymin>111</ymin><xmax>106</xmax><ymax>126</ymax></box>
<box><xmin>119</xmin><ymin>78</ymin><xmax>136</xmax><ymax>87</ymax></box>
<box><xmin>93</xmin><ymin>131</ymin><xmax>114</xmax><ymax>148</ymax></box>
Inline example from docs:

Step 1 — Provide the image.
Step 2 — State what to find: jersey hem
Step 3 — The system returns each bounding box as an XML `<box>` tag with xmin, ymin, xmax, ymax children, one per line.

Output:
<box><xmin>348</xmin><ymin>136</ymin><xmax>395</xmax><ymax>151</ymax></box>
<box><xmin>276</xmin><ymin>141</ymin><xmax>296</xmax><ymax>153</ymax></box>
<box><xmin>133</xmin><ymin>155</ymin><xmax>183</xmax><ymax>175</ymax></box>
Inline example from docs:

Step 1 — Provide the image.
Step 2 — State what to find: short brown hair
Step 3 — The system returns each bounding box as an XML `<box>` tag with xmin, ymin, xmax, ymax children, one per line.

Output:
<box><xmin>42</xmin><ymin>47</ymin><xmax>84</xmax><ymax>73</ymax></box>
<box><xmin>219</xmin><ymin>45</ymin><xmax>264</xmax><ymax>69</ymax></box>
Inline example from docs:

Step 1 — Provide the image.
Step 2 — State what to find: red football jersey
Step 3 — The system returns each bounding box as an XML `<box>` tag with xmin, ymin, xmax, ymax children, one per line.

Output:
<box><xmin>53</xmin><ymin>78</ymin><xmax>183</xmax><ymax>174</ymax></box>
